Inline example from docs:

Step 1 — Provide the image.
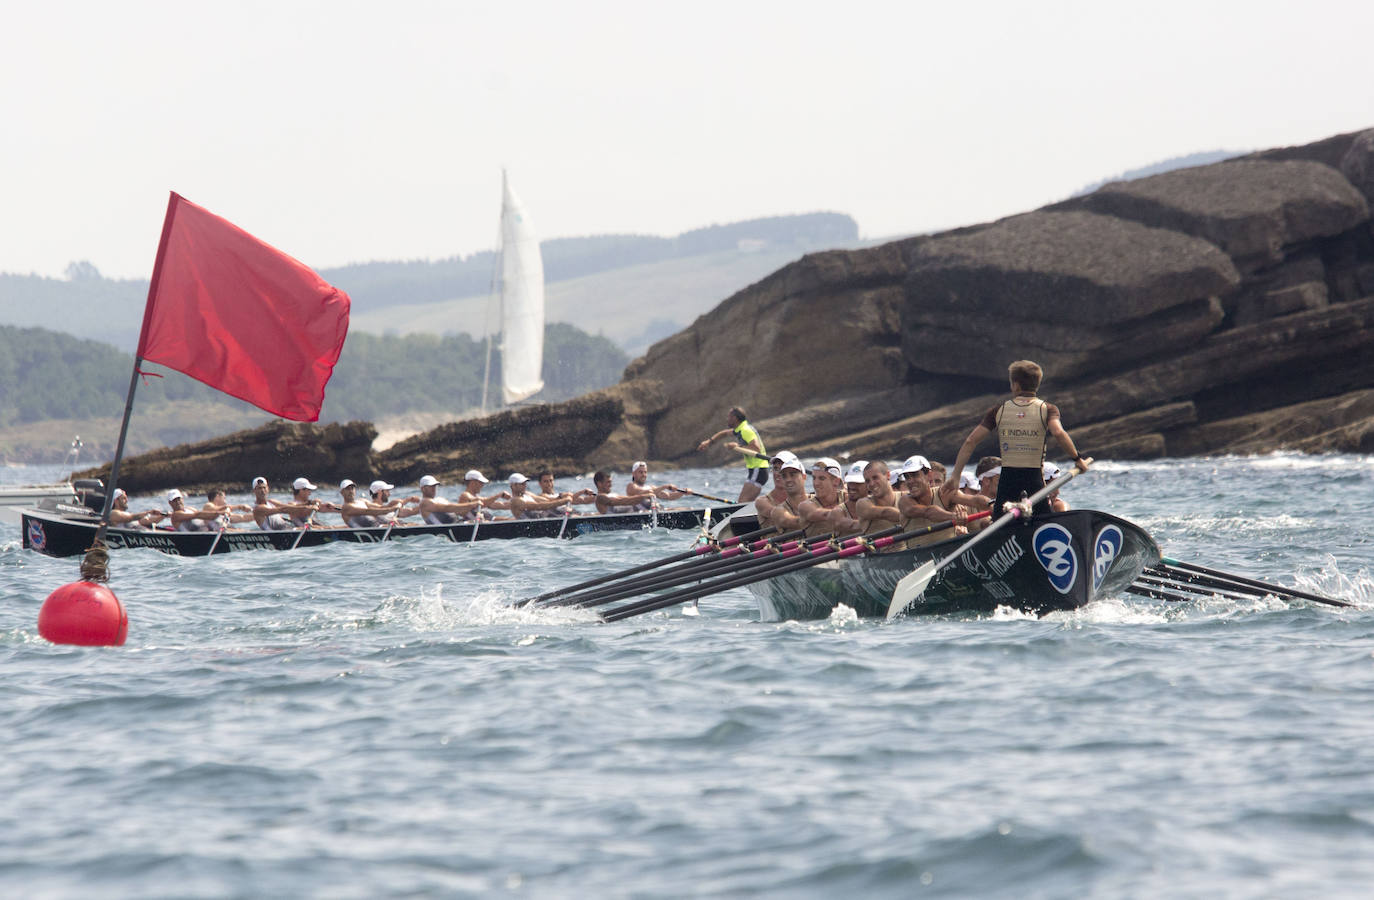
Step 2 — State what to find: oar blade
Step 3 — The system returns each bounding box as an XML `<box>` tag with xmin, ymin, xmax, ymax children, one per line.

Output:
<box><xmin>886</xmin><ymin>561</ymin><xmax>936</xmax><ymax>620</ymax></box>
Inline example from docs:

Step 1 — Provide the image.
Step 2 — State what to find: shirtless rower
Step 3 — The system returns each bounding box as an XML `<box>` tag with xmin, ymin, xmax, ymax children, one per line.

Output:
<box><xmin>250</xmin><ymin>477</ymin><xmax>318</xmax><ymax>531</ymax></box>
<box><xmin>625</xmin><ymin>461</ymin><xmax>688</xmax><ymax>506</ymax></box>
<box><xmin>945</xmin><ymin>359</ymin><xmax>1091</xmax><ymax>519</ymax></box>
<box><xmin>856</xmin><ymin>460</ymin><xmax>903</xmax><ymax>541</ymax></box>
<box><xmin>167</xmin><ymin>488</ymin><xmax>229</xmax><ymax>533</ymax></box>
<box><xmin>833</xmin><ymin>460</ymin><xmax>868</xmax><ymax>534</ymax></box>
<box><xmin>593</xmin><ymin>470</ymin><xmax>643</xmax><ymax>515</ymax></box>
<box><xmin>508</xmin><ymin>473</ymin><xmax>575</xmax><ymax>519</ymax></box>
<box><xmin>752</xmin><ymin>452</ymin><xmax>795</xmax><ymax>521</ymax></box>
<box><xmin>414</xmin><ymin>475</ymin><xmax>483</xmax><ymax>525</ymax></box>
<box><xmin>762</xmin><ymin>452</ymin><xmax>809</xmax><ymax>532</ymax></box>
<box><xmin>797</xmin><ymin>457</ymin><xmax>845</xmax><ymax>537</ymax></box>
<box><xmin>287</xmin><ymin>477</ymin><xmax>341</xmax><ymax>528</ymax></box>
<box><xmin>1042</xmin><ymin>462</ymin><xmax>1070</xmax><ymax>512</ymax></box>
<box><xmin>200</xmin><ymin>488</ymin><xmax>254</xmax><ymax>529</ymax></box>
<box><xmin>459</xmin><ymin>470</ymin><xmax>510</xmax><ymax>519</ymax></box>
<box><xmin>107</xmin><ymin>488</ymin><xmax>165</xmax><ymax>529</ymax></box>
<box><xmin>894</xmin><ymin>455</ymin><xmax>968</xmax><ymax>545</ymax></box>
<box><xmin>535</xmin><ymin>470</ymin><xmax>597</xmax><ymax>510</ymax></box>
<box><xmin>366</xmin><ymin>480</ymin><xmax>422</xmax><ymax>523</ymax></box>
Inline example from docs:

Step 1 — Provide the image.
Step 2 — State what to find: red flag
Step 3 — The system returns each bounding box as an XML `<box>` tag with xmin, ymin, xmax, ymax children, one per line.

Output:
<box><xmin>136</xmin><ymin>192</ymin><xmax>350</xmax><ymax>422</ymax></box>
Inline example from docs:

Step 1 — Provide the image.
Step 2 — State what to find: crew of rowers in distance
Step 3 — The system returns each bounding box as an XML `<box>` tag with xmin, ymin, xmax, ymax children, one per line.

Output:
<box><xmin>104</xmin><ymin>463</ymin><xmax>692</xmax><ymax>533</ymax></box>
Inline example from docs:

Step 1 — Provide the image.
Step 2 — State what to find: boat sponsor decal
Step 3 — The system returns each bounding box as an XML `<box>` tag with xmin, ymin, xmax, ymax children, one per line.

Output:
<box><xmin>1092</xmin><ymin>525</ymin><xmax>1124</xmax><ymax>593</ymax></box>
<box><xmin>983</xmin><ymin>580</ymin><xmax>1015</xmax><ymax>601</ymax></box>
<box><xmin>106</xmin><ymin>532</ymin><xmax>184</xmax><ymax>555</ymax></box>
<box><xmin>985</xmin><ymin>536</ymin><xmax>1025</xmax><ymax>578</ymax></box>
<box><xmin>959</xmin><ymin>548</ymin><xmax>992</xmax><ymax>580</ymax></box>
<box><xmin>1032</xmin><ymin>523</ymin><xmax>1078</xmax><ymax>595</ymax></box>
<box><xmin>27</xmin><ymin>520</ymin><xmax>46</xmax><ymax>551</ymax></box>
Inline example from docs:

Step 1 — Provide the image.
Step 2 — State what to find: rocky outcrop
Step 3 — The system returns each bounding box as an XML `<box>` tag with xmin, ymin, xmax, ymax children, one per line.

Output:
<box><xmin>1061</xmin><ymin>160</ymin><xmax>1369</xmax><ymax>272</ymax></box>
<box><xmin>76</xmin><ymin>420</ymin><xmax>378</xmax><ymax>495</ymax></box>
<box><xmin>376</xmin><ymin>391</ymin><xmax>626</xmax><ymax>484</ymax></box>
<box><xmin>901</xmin><ymin>210</ymin><xmax>1237</xmax><ymax>381</ymax></box>
<box><xmin>616</xmin><ymin>125</ymin><xmax>1374</xmax><ymax>464</ymax></box>
<box><xmin>1168</xmin><ymin>389</ymin><xmax>1374</xmax><ymax>455</ymax></box>
<box><xmin>621</xmin><ymin>243</ymin><xmax>914</xmax><ymax>464</ymax></box>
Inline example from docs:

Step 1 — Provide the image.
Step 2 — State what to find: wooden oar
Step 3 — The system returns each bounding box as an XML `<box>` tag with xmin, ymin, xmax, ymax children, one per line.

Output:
<box><xmin>515</xmin><ymin>525</ymin><xmax>780</xmax><ymax>608</ymax></box>
<box><xmin>551</xmin><ymin>528</ymin><xmax>845</xmax><ymax>611</ymax></box>
<box><xmin>1154</xmin><ymin>558</ymin><xmax>1352</xmax><ymax>608</ymax></box>
<box><xmin>599</xmin><ymin>526</ymin><xmax>920</xmax><ymax>623</ymax></box>
<box><xmin>886</xmin><ymin>467</ymin><xmax>1085</xmax><ymax>620</ymax></box>
<box><xmin>1134</xmin><ymin>573</ymin><xmax>1257</xmax><ymax>604</ymax></box>
<box><xmin>685</xmin><ymin>488</ymin><xmax>732</xmax><ymax>504</ymax></box>
<box><xmin>1125</xmin><ymin>583</ymin><xmax>1196</xmax><ymax>604</ymax></box>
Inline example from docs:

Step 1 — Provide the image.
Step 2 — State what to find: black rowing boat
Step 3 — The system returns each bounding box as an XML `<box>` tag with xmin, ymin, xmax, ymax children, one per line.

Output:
<box><xmin>727</xmin><ymin>509</ymin><xmax>1160</xmax><ymax>619</ymax></box>
<box><xmin>20</xmin><ymin>503</ymin><xmax>742</xmax><ymax>559</ymax></box>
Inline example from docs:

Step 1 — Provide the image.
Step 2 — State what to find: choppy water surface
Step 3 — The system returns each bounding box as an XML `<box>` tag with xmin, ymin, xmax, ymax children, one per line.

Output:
<box><xmin>4</xmin><ymin>456</ymin><xmax>1374</xmax><ymax>897</ymax></box>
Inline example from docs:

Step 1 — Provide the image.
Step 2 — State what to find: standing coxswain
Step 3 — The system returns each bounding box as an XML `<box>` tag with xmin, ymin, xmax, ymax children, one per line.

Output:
<box><xmin>696</xmin><ymin>406</ymin><xmax>769</xmax><ymax>502</ymax></box>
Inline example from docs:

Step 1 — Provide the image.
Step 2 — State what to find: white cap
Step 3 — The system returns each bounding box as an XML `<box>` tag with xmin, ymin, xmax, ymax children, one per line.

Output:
<box><xmin>251</xmin><ymin>476</ymin><xmax>268</xmax><ymax>488</ymax></box>
<box><xmin>508</xmin><ymin>473</ymin><xmax>528</xmax><ymax>484</ymax></box>
<box><xmin>632</xmin><ymin>461</ymin><xmax>647</xmax><ymax>472</ymax></box>
<box><xmin>960</xmin><ymin>472</ymin><xmax>980</xmax><ymax>491</ymax></box>
<box><xmin>166</xmin><ymin>488</ymin><xmax>184</xmax><ymax>502</ymax></box>
<box><xmin>339</xmin><ymin>479</ymin><xmax>356</xmax><ymax>492</ymax></box>
<box><xmin>1043</xmin><ymin>462</ymin><xmax>1061</xmax><ymax>481</ymax></box>
<box><xmin>464</xmin><ymin>470</ymin><xmax>488</xmax><ymax>484</ymax></box>
<box><xmin>979</xmin><ymin>466</ymin><xmax>1002</xmax><ymax>480</ymax></box>
<box><xmin>292</xmin><ymin>477</ymin><xmax>317</xmax><ymax>492</ymax></box>
<box><xmin>844</xmin><ymin>461</ymin><xmax>869</xmax><ymax>484</ymax></box>
<box><xmin>112</xmin><ymin>487</ymin><xmax>127</xmax><ymax>499</ymax></box>
<box><xmin>369</xmin><ymin>480</ymin><xmax>395</xmax><ymax>494</ymax></box>
<box><xmin>900</xmin><ymin>454</ymin><xmax>931</xmax><ymax>475</ymax></box>
<box><xmin>811</xmin><ymin>457</ymin><xmax>842</xmax><ymax>478</ymax></box>
<box><xmin>771</xmin><ymin>450</ymin><xmax>802</xmax><ymax>470</ymax></box>
<box><xmin>419</xmin><ymin>475</ymin><xmax>440</xmax><ymax>487</ymax></box>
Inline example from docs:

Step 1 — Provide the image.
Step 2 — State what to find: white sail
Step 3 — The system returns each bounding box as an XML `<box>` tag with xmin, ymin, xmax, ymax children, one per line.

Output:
<box><xmin>497</xmin><ymin>172</ymin><xmax>545</xmax><ymax>405</ymax></box>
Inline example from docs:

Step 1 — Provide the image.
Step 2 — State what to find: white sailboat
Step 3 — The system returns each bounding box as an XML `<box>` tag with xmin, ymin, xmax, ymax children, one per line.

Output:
<box><xmin>482</xmin><ymin>171</ymin><xmax>545</xmax><ymax>411</ymax></box>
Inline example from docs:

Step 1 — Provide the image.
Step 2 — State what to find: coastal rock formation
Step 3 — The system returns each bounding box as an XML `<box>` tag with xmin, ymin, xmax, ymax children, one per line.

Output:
<box><xmin>1060</xmin><ymin>159</ymin><xmax>1369</xmax><ymax>271</ymax></box>
<box><xmin>901</xmin><ymin>210</ymin><xmax>1237</xmax><ymax>381</ymax></box>
<box><xmin>77</xmin><ymin>420</ymin><xmax>379</xmax><ymax>495</ymax></box>
<box><xmin>618</xmin><ymin>126</ymin><xmax>1374</xmax><ymax>464</ymax></box>
<box><xmin>376</xmin><ymin>391</ymin><xmax>626</xmax><ymax>484</ymax></box>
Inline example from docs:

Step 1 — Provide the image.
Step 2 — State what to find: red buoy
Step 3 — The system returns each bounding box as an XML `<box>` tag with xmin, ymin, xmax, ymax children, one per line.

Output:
<box><xmin>38</xmin><ymin>582</ymin><xmax>128</xmax><ymax>646</ymax></box>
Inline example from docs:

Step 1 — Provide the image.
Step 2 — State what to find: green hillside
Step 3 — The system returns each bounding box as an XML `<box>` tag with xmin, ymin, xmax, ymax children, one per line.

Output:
<box><xmin>0</xmin><ymin>213</ymin><xmax>863</xmax><ymax>354</ymax></box>
<box><xmin>0</xmin><ymin>323</ymin><xmax>627</xmax><ymax>463</ymax></box>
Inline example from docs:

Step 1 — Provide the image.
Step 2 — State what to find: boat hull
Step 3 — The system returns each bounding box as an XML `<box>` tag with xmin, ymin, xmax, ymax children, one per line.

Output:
<box><xmin>20</xmin><ymin>505</ymin><xmax>740</xmax><ymax>558</ymax></box>
<box><xmin>746</xmin><ymin>509</ymin><xmax>1160</xmax><ymax>620</ymax></box>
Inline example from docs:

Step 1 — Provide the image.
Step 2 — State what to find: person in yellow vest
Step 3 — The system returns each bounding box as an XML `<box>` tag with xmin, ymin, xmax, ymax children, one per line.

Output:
<box><xmin>945</xmin><ymin>360</ymin><xmax>1090</xmax><ymax>519</ymax></box>
<box><xmin>696</xmin><ymin>406</ymin><xmax>769</xmax><ymax>502</ymax></box>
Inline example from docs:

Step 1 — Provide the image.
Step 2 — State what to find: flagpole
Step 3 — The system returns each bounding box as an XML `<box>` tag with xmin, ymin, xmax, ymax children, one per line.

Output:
<box><xmin>89</xmin><ymin>193</ymin><xmax>181</xmax><ymax>555</ymax></box>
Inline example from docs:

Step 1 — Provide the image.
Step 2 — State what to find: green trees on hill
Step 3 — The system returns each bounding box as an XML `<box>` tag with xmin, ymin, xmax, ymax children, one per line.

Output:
<box><xmin>0</xmin><ymin>322</ymin><xmax>629</xmax><ymax>428</ymax></box>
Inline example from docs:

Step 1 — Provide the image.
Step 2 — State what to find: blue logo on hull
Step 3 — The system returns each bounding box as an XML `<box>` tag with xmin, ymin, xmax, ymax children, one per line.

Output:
<box><xmin>1093</xmin><ymin>525</ymin><xmax>1124</xmax><ymax>593</ymax></box>
<box><xmin>1033</xmin><ymin>523</ymin><xmax>1077</xmax><ymax>595</ymax></box>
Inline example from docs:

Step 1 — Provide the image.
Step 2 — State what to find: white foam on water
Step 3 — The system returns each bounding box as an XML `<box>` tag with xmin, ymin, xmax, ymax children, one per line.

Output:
<box><xmin>371</xmin><ymin>583</ymin><xmax>599</xmax><ymax>630</ymax></box>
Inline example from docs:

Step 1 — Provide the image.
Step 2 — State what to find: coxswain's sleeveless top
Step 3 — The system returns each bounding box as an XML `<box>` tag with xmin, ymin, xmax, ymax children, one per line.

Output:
<box><xmin>995</xmin><ymin>397</ymin><xmax>1050</xmax><ymax>469</ymax></box>
<box><xmin>734</xmin><ymin>420</ymin><xmax>768</xmax><ymax>470</ymax></box>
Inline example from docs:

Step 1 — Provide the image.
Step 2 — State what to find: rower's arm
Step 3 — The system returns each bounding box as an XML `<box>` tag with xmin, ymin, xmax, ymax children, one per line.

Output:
<box><xmin>946</xmin><ymin>423</ymin><xmax>991</xmax><ymax>488</ymax></box>
<box><xmin>697</xmin><ymin>428</ymin><xmax>733</xmax><ymax>451</ymax></box>
<box><xmin>1047</xmin><ymin>419</ymin><xmax>1090</xmax><ymax>472</ymax></box>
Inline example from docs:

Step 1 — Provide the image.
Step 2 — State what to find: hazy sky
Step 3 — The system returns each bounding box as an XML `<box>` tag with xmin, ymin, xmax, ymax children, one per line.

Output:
<box><xmin>2</xmin><ymin>0</ymin><xmax>1370</xmax><ymax>280</ymax></box>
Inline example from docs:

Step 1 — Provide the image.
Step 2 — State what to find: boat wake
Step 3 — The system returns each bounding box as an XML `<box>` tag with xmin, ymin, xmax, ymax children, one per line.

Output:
<box><xmin>369</xmin><ymin>583</ymin><xmax>599</xmax><ymax>630</ymax></box>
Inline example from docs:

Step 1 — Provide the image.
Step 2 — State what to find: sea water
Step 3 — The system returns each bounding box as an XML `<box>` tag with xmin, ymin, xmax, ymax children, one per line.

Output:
<box><xmin>3</xmin><ymin>455</ymin><xmax>1373</xmax><ymax>898</ymax></box>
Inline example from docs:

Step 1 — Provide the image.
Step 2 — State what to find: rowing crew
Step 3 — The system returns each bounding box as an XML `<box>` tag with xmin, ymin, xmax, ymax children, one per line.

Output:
<box><xmin>106</xmin><ymin>465</ymin><xmax>687</xmax><ymax>533</ymax></box>
<box><xmin>749</xmin><ymin>451</ymin><xmax>1075</xmax><ymax>549</ymax></box>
